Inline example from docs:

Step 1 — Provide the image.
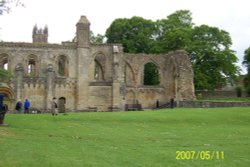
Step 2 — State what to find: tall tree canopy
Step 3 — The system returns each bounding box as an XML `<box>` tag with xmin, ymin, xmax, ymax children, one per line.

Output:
<box><xmin>242</xmin><ymin>47</ymin><xmax>250</xmax><ymax>93</ymax></box>
<box><xmin>105</xmin><ymin>10</ymin><xmax>239</xmax><ymax>90</ymax></box>
<box><xmin>106</xmin><ymin>16</ymin><xmax>156</xmax><ymax>53</ymax></box>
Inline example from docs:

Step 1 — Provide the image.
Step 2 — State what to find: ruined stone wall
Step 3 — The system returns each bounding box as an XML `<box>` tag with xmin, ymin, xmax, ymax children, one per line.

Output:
<box><xmin>123</xmin><ymin>50</ymin><xmax>195</xmax><ymax>108</ymax></box>
<box><xmin>88</xmin><ymin>85</ymin><xmax>112</xmax><ymax>111</ymax></box>
<box><xmin>0</xmin><ymin>16</ymin><xmax>196</xmax><ymax>112</ymax></box>
<box><xmin>0</xmin><ymin>43</ymin><xmax>78</xmax><ymax>111</ymax></box>
<box><xmin>22</xmin><ymin>78</ymin><xmax>46</xmax><ymax>110</ymax></box>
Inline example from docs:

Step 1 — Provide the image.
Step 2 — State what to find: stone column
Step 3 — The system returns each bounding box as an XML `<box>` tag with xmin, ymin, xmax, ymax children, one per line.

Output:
<box><xmin>45</xmin><ymin>64</ymin><xmax>55</xmax><ymax>111</ymax></box>
<box><xmin>111</xmin><ymin>45</ymin><xmax>124</xmax><ymax>111</ymax></box>
<box><xmin>75</xmin><ymin>48</ymin><xmax>90</xmax><ymax>111</ymax></box>
<box><xmin>15</xmin><ymin>63</ymin><xmax>24</xmax><ymax>101</ymax></box>
<box><xmin>172</xmin><ymin>56</ymin><xmax>180</xmax><ymax>107</ymax></box>
<box><xmin>75</xmin><ymin>16</ymin><xmax>91</xmax><ymax>111</ymax></box>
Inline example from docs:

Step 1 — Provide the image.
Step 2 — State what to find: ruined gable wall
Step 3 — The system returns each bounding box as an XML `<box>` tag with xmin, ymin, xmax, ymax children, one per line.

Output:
<box><xmin>123</xmin><ymin>50</ymin><xmax>195</xmax><ymax>108</ymax></box>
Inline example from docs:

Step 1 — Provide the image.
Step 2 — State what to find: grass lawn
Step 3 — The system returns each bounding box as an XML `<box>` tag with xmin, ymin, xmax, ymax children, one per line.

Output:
<box><xmin>0</xmin><ymin>108</ymin><xmax>250</xmax><ymax>167</ymax></box>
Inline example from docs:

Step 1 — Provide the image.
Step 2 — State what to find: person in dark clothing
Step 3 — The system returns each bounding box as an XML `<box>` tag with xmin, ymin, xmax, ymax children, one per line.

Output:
<box><xmin>51</xmin><ymin>97</ymin><xmax>58</xmax><ymax>116</ymax></box>
<box><xmin>156</xmin><ymin>99</ymin><xmax>160</xmax><ymax>109</ymax></box>
<box><xmin>15</xmin><ymin>100</ymin><xmax>22</xmax><ymax>113</ymax></box>
<box><xmin>170</xmin><ymin>98</ymin><xmax>175</xmax><ymax>109</ymax></box>
<box><xmin>0</xmin><ymin>104</ymin><xmax>8</xmax><ymax>125</ymax></box>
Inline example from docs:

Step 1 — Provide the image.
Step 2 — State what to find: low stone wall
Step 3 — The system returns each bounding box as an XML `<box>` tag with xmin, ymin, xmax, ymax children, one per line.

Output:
<box><xmin>179</xmin><ymin>101</ymin><xmax>250</xmax><ymax>108</ymax></box>
<box><xmin>196</xmin><ymin>90</ymin><xmax>249</xmax><ymax>99</ymax></box>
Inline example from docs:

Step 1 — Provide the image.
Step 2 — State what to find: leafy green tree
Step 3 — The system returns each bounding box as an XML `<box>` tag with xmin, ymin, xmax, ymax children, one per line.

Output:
<box><xmin>143</xmin><ymin>63</ymin><xmax>160</xmax><ymax>85</ymax></box>
<box><xmin>242</xmin><ymin>47</ymin><xmax>250</xmax><ymax>95</ymax></box>
<box><xmin>0</xmin><ymin>68</ymin><xmax>11</xmax><ymax>81</ymax></box>
<box><xmin>90</xmin><ymin>31</ymin><xmax>105</xmax><ymax>44</ymax></box>
<box><xmin>153</xmin><ymin>10</ymin><xmax>193</xmax><ymax>53</ymax></box>
<box><xmin>106</xmin><ymin>16</ymin><xmax>156</xmax><ymax>53</ymax></box>
<box><xmin>188</xmin><ymin>25</ymin><xmax>239</xmax><ymax>90</ymax></box>
<box><xmin>105</xmin><ymin>10</ymin><xmax>239</xmax><ymax>90</ymax></box>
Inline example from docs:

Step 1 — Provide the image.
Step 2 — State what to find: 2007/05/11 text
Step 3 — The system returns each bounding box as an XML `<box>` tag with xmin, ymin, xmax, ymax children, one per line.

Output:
<box><xmin>176</xmin><ymin>151</ymin><xmax>224</xmax><ymax>160</ymax></box>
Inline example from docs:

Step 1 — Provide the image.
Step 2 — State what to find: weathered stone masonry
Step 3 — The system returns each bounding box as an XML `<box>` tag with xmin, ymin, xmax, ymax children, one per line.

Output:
<box><xmin>0</xmin><ymin>16</ymin><xmax>195</xmax><ymax>112</ymax></box>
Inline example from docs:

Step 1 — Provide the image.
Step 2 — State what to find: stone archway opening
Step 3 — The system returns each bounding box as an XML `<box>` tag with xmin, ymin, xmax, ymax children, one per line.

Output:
<box><xmin>58</xmin><ymin>97</ymin><xmax>66</xmax><ymax>113</ymax></box>
<box><xmin>143</xmin><ymin>62</ymin><xmax>160</xmax><ymax>86</ymax></box>
<box><xmin>0</xmin><ymin>84</ymin><xmax>15</xmax><ymax>112</ymax></box>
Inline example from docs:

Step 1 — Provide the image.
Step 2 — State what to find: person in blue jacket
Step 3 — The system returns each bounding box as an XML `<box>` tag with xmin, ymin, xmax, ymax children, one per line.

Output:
<box><xmin>24</xmin><ymin>99</ymin><xmax>30</xmax><ymax>114</ymax></box>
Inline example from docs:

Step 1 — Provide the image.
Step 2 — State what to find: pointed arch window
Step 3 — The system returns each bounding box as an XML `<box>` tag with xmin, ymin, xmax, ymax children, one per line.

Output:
<box><xmin>58</xmin><ymin>55</ymin><xmax>69</xmax><ymax>77</ymax></box>
<box><xmin>94</xmin><ymin>53</ymin><xmax>105</xmax><ymax>81</ymax></box>
<box><xmin>143</xmin><ymin>62</ymin><xmax>160</xmax><ymax>85</ymax></box>
<box><xmin>94</xmin><ymin>60</ymin><xmax>104</xmax><ymax>80</ymax></box>
<box><xmin>26</xmin><ymin>55</ymin><xmax>38</xmax><ymax>76</ymax></box>
<box><xmin>0</xmin><ymin>56</ymin><xmax>8</xmax><ymax>70</ymax></box>
<box><xmin>125</xmin><ymin>62</ymin><xmax>136</xmax><ymax>86</ymax></box>
<box><xmin>28</xmin><ymin>59</ymin><xmax>36</xmax><ymax>75</ymax></box>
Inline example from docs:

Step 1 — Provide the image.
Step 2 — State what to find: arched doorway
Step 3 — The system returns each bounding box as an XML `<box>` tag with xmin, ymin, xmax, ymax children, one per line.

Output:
<box><xmin>58</xmin><ymin>97</ymin><xmax>66</xmax><ymax>113</ymax></box>
<box><xmin>0</xmin><ymin>84</ymin><xmax>15</xmax><ymax>113</ymax></box>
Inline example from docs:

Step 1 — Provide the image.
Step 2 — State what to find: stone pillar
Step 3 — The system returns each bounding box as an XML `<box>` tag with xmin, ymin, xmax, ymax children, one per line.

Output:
<box><xmin>76</xmin><ymin>48</ymin><xmax>90</xmax><ymax>111</ymax></box>
<box><xmin>75</xmin><ymin>16</ymin><xmax>91</xmax><ymax>111</ymax></box>
<box><xmin>15</xmin><ymin>63</ymin><xmax>24</xmax><ymax>101</ymax></box>
<box><xmin>45</xmin><ymin>64</ymin><xmax>55</xmax><ymax>111</ymax></box>
<box><xmin>111</xmin><ymin>45</ymin><xmax>124</xmax><ymax>111</ymax></box>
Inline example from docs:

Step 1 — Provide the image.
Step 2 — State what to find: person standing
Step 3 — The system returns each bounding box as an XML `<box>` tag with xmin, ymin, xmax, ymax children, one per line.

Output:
<box><xmin>156</xmin><ymin>99</ymin><xmax>160</xmax><ymax>109</ymax></box>
<box><xmin>24</xmin><ymin>99</ymin><xmax>30</xmax><ymax>114</ymax></box>
<box><xmin>0</xmin><ymin>104</ymin><xmax>8</xmax><ymax>125</ymax></box>
<box><xmin>51</xmin><ymin>97</ymin><xmax>58</xmax><ymax>116</ymax></box>
<box><xmin>15</xmin><ymin>100</ymin><xmax>22</xmax><ymax>114</ymax></box>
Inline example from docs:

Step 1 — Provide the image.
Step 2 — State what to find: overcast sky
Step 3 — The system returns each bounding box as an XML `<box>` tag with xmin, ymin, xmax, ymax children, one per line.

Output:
<box><xmin>0</xmin><ymin>0</ymin><xmax>250</xmax><ymax>73</ymax></box>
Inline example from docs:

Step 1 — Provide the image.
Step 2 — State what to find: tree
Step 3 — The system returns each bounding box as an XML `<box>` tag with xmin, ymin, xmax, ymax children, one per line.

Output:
<box><xmin>0</xmin><ymin>0</ymin><xmax>23</xmax><ymax>15</ymax></box>
<box><xmin>106</xmin><ymin>16</ymin><xmax>156</xmax><ymax>53</ymax></box>
<box><xmin>143</xmin><ymin>63</ymin><xmax>160</xmax><ymax>85</ymax></box>
<box><xmin>242</xmin><ymin>47</ymin><xmax>250</xmax><ymax>95</ymax></box>
<box><xmin>153</xmin><ymin>10</ymin><xmax>193</xmax><ymax>53</ymax></box>
<box><xmin>188</xmin><ymin>25</ymin><xmax>239</xmax><ymax>90</ymax></box>
<box><xmin>0</xmin><ymin>68</ymin><xmax>11</xmax><ymax>81</ymax></box>
<box><xmin>90</xmin><ymin>31</ymin><xmax>105</xmax><ymax>44</ymax></box>
<box><xmin>105</xmin><ymin>10</ymin><xmax>239</xmax><ymax>90</ymax></box>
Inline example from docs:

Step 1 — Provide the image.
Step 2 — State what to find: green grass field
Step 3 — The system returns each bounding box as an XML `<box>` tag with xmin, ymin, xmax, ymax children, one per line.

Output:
<box><xmin>0</xmin><ymin>108</ymin><xmax>250</xmax><ymax>167</ymax></box>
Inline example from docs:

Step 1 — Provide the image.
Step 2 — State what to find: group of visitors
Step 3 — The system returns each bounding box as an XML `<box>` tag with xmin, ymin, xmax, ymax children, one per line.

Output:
<box><xmin>15</xmin><ymin>97</ymin><xmax>58</xmax><ymax>116</ymax></box>
<box><xmin>15</xmin><ymin>99</ymin><xmax>30</xmax><ymax>114</ymax></box>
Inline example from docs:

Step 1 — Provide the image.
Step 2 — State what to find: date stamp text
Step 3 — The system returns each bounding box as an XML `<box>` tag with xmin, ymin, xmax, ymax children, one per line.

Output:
<box><xmin>176</xmin><ymin>151</ymin><xmax>224</xmax><ymax>160</ymax></box>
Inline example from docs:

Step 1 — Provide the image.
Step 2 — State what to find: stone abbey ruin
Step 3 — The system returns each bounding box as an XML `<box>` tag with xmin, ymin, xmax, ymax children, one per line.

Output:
<box><xmin>0</xmin><ymin>16</ymin><xmax>195</xmax><ymax>112</ymax></box>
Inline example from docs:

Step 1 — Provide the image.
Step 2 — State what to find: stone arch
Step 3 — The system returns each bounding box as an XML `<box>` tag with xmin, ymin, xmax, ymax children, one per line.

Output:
<box><xmin>0</xmin><ymin>84</ymin><xmax>15</xmax><ymax>112</ymax></box>
<box><xmin>124</xmin><ymin>61</ymin><xmax>136</xmax><ymax>86</ymax></box>
<box><xmin>94</xmin><ymin>59</ymin><xmax>104</xmax><ymax>80</ymax></box>
<box><xmin>0</xmin><ymin>53</ymin><xmax>9</xmax><ymax>70</ymax></box>
<box><xmin>58</xmin><ymin>97</ymin><xmax>66</xmax><ymax>113</ymax></box>
<box><xmin>57</xmin><ymin>55</ymin><xmax>69</xmax><ymax>77</ymax></box>
<box><xmin>93</xmin><ymin>52</ymin><xmax>106</xmax><ymax>81</ymax></box>
<box><xmin>141</xmin><ymin>59</ymin><xmax>161</xmax><ymax>86</ymax></box>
